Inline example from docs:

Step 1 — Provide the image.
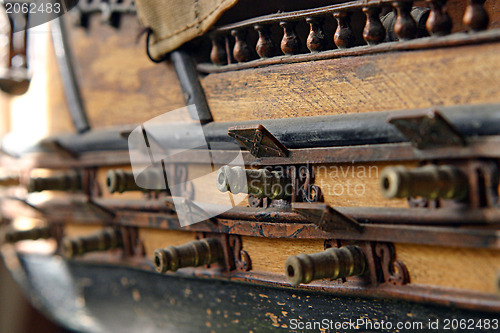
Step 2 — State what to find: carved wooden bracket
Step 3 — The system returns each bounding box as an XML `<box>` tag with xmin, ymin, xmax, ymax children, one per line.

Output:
<box><xmin>293</xmin><ymin>202</ymin><xmax>363</xmax><ymax>233</ymax></box>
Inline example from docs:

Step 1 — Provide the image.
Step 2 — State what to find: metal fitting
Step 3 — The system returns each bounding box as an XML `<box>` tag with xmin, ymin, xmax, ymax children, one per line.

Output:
<box><xmin>28</xmin><ymin>172</ymin><xmax>82</xmax><ymax>193</ymax></box>
<box><xmin>61</xmin><ymin>228</ymin><xmax>123</xmax><ymax>258</ymax></box>
<box><xmin>216</xmin><ymin>166</ymin><xmax>291</xmax><ymax>200</ymax></box>
<box><xmin>380</xmin><ymin>165</ymin><xmax>468</xmax><ymax>200</ymax></box>
<box><xmin>154</xmin><ymin>238</ymin><xmax>224</xmax><ymax>273</ymax></box>
<box><xmin>285</xmin><ymin>245</ymin><xmax>366</xmax><ymax>285</ymax></box>
<box><xmin>4</xmin><ymin>226</ymin><xmax>52</xmax><ymax>243</ymax></box>
<box><xmin>106</xmin><ymin>168</ymin><xmax>165</xmax><ymax>193</ymax></box>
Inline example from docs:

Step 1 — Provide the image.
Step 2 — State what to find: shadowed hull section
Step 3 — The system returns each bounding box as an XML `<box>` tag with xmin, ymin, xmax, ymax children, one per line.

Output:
<box><xmin>12</xmin><ymin>254</ymin><xmax>499</xmax><ymax>333</ymax></box>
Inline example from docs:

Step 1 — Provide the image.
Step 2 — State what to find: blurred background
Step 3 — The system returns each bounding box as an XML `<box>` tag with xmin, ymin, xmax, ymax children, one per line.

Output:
<box><xmin>0</xmin><ymin>12</ymin><xmax>73</xmax><ymax>332</ymax></box>
<box><xmin>0</xmin><ymin>256</ymin><xmax>69</xmax><ymax>333</ymax></box>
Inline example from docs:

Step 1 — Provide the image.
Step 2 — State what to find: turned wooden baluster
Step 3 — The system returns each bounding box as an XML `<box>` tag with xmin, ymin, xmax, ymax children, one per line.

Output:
<box><xmin>254</xmin><ymin>24</ymin><xmax>275</xmax><ymax>58</ymax></box>
<box><xmin>362</xmin><ymin>7</ymin><xmax>385</xmax><ymax>45</ymax></box>
<box><xmin>392</xmin><ymin>1</ymin><xmax>417</xmax><ymax>40</ymax></box>
<box><xmin>426</xmin><ymin>0</ymin><xmax>452</xmax><ymax>35</ymax></box>
<box><xmin>306</xmin><ymin>17</ymin><xmax>326</xmax><ymax>52</ymax></box>
<box><xmin>463</xmin><ymin>0</ymin><xmax>489</xmax><ymax>31</ymax></box>
<box><xmin>231</xmin><ymin>29</ymin><xmax>252</xmax><ymax>62</ymax></box>
<box><xmin>210</xmin><ymin>35</ymin><xmax>227</xmax><ymax>65</ymax></box>
<box><xmin>333</xmin><ymin>12</ymin><xmax>355</xmax><ymax>49</ymax></box>
<box><xmin>280</xmin><ymin>21</ymin><xmax>301</xmax><ymax>55</ymax></box>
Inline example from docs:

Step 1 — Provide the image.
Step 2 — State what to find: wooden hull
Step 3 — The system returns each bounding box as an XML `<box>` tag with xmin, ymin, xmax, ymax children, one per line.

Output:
<box><xmin>7</xmin><ymin>253</ymin><xmax>499</xmax><ymax>333</ymax></box>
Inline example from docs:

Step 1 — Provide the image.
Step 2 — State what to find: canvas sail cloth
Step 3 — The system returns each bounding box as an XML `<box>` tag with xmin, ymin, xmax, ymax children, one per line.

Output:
<box><xmin>135</xmin><ymin>0</ymin><xmax>238</xmax><ymax>59</ymax></box>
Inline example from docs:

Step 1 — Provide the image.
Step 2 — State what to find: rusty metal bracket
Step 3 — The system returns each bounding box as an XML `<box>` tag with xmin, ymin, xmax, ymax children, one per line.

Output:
<box><xmin>228</xmin><ymin>234</ymin><xmax>252</xmax><ymax>272</ymax></box>
<box><xmin>81</xmin><ymin>167</ymin><xmax>102</xmax><ymax>198</ymax></box>
<box><xmin>196</xmin><ymin>232</ymin><xmax>251</xmax><ymax>272</ymax></box>
<box><xmin>328</xmin><ymin>240</ymin><xmax>410</xmax><ymax>286</ymax></box>
<box><xmin>293</xmin><ymin>202</ymin><xmax>363</xmax><ymax>233</ymax></box>
<box><xmin>287</xmin><ymin>164</ymin><xmax>323</xmax><ymax>203</ymax></box>
<box><xmin>373</xmin><ymin>242</ymin><xmax>410</xmax><ymax>285</ymax></box>
<box><xmin>467</xmin><ymin>160</ymin><xmax>499</xmax><ymax>208</ymax></box>
<box><xmin>229</xmin><ymin>124</ymin><xmax>289</xmax><ymax>158</ymax></box>
<box><xmin>388</xmin><ymin>109</ymin><xmax>466</xmax><ymax>149</ymax></box>
<box><xmin>120</xmin><ymin>226</ymin><xmax>145</xmax><ymax>257</ymax></box>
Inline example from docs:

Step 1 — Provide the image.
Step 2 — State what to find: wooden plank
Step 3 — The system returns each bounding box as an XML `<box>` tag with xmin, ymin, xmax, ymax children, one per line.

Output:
<box><xmin>140</xmin><ymin>229</ymin><xmax>195</xmax><ymax>258</ymax></box>
<box><xmin>395</xmin><ymin>243</ymin><xmax>500</xmax><ymax>294</ymax></box>
<box><xmin>202</xmin><ymin>42</ymin><xmax>500</xmax><ymax>121</ymax></box>
<box><xmin>135</xmin><ymin>229</ymin><xmax>500</xmax><ymax>294</ymax></box>
<box><xmin>313</xmin><ymin>162</ymin><xmax>416</xmax><ymax>208</ymax></box>
<box><xmin>64</xmin><ymin>224</ymin><xmax>103</xmax><ymax>238</ymax></box>
<box><xmin>241</xmin><ymin>236</ymin><xmax>324</xmax><ymax>274</ymax></box>
<box><xmin>68</xmin><ymin>15</ymin><xmax>188</xmax><ymax>128</ymax></box>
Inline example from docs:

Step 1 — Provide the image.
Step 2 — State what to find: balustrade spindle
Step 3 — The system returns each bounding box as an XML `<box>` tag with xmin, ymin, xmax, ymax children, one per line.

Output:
<box><xmin>280</xmin><ymin>21</ymin><xmax>301</xmax><ymax>55</ymax></box>
<box><xmin>463</xmin><ymin>0</ymin><xmax>489</xmax><ymax>31</ymax></box>
<box><xmin>333</xmin><ymin>11</ymin><xmax>355</xmax><ymax>49</ymax></box>
<box><xmin>306</xmin><ymin>17</ymin><xmax>326</xmax><ymax>52</ymax></box>
<box><xmin>231</xmin><ymin>29</ymin><xmax>252</xmax><ymax>62</ymax></box>
<box><xmin>254</xmin><ymin>24</ymin><xmax>275</xmax><ymax>58</ymax></box>
<box><xmin>426</xmin><ymin>0</ymin><xmax>452</xmax><ymax>36</ymax></box>
<box><xmin>210</xmin><ymin>36</ymin><xmax>227</xmax><ymax>65</ymax></box>
<box><xmin>362</xmin><ymin>7</ymin><xmax>385</xmax><ymax>45</ymax></box>
<box><xmin>393</xmin><ymin>1</ymin><xmax>417</xmax><ymax>40</ymax></box>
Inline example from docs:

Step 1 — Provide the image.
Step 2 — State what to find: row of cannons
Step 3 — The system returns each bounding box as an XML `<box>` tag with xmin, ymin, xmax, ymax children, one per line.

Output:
<box><xmin>0</xmin><ymin>164</ymin><xmax>470</xmax><ymax>201</ymax></box>
<box><xmin>3</xmin><ymin>224</ymin><xmax>366</xmax><ymax>286</ymax></box>
<box><xmin>1</xmin><ymin>163</ymin><xmax>473</xmax><ymax>286</ymax></box>
<box><xmin>209</xmin><ymin>0</ymin><xmax>491</xmax><ymax>65</ymax></box>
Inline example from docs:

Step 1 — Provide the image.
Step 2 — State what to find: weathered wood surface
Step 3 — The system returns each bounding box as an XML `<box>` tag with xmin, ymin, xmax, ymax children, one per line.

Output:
<box><xmin>140</xmin><ymin>229</ymin><xmax>195</xmax><ymax>258</ymax></box>
<box><xmin>95</xmin><ymin>162</ymin><xmax>413</xmax><ymax>207</ymax></box>
<box><xmin>241</xmin><ymin>236</ymin><xmax>324</xmax><ymax>274</ymax></box>
<box><xmin>241</xmin><ymin>234</ymin><xmax>500</xmax><ymax>294</ymax></box>
<box><xmin>396</xmin><ymin>243</ymin><xmax>500</xmax><ymax>294</ymax></box>
<box><xmin>313</xmin><ymin>162</ymin><xmax>416</xmax><ymax>208</ymax></box>
<box><xmin>68</xmin><ymin>15</ymin><xmax>187</xmax><ymax>128</ymax></box>
<box><xmin>202</xmin><ymin>42</ymin><xmax>500</xmax><ymax>121</ymax></box>
<box><xmin>64</xmin><ymin>224</ymin><xmax>103</xmax><ymax>238</ymax></box>
<box><xmin>66</xmin><ymin>226</ymin><xmax>500</xmax><ymax>295</ymax></box>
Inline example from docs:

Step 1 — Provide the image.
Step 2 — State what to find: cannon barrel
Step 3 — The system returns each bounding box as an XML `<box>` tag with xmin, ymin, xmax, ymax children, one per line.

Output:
<box><xmin>154</xmin><ymin>238</ymin><xmax>224</xmax><ymax>273</ymax></box>
<box><xmin>380</xmin><ymin>165</ymin><xmax>468</xmax><ymax>200</ymax></box>
<box><xmin>61</xmin><ymin>228</ymin><xmax>123</xmax><ymax>258</ymax></box>
<box><xmin>4</xmin><ymin>226</ymin><xmax>52</xmax><ymax>243</ymax></box>
<box><xmin>106</xmin><ymin>168</ymin><xmax>166</xmax><ymax>193</ymax></box>
<box><xmin>216</xmin><ymin>166</ymin><xmax>291</xmax><ymax>200</ymax></box>
<box><xmin>28</xmin><ymin>172</ymin><xmax>82</xmax><ymax>193</ymax></box>
<box><xmin>285</xmin><ymin>245</ymin><xmax>366</xmax><ymax>285</ymax></box>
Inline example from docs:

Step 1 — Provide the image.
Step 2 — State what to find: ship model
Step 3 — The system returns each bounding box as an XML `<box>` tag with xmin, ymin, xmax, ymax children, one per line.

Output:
<box><xmin>0</xmin><ymin>0</ymin><xmax>499</xmax><ymax>332</ymax></box>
